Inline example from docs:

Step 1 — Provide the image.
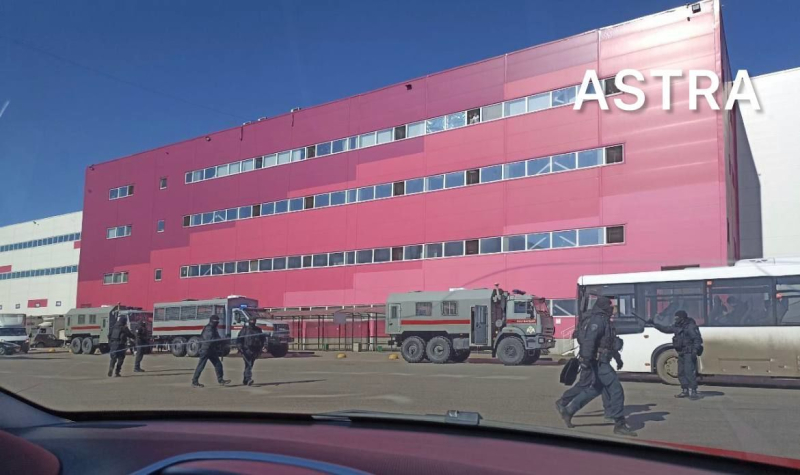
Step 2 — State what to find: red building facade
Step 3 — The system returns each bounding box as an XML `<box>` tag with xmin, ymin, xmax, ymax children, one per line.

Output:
<box><xmin>78</xmin><ymin>1</ymin><xmax>738</xmax><ymax>335</ymax></box>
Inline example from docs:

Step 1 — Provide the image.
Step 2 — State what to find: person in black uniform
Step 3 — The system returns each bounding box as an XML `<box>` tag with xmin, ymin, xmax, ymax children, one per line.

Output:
<box><xmin>133</xmin><ymin>321</ymin><xmax>148</xmax><ymax>373</ymax></box>
<box><xmin>555</xmin><ymin>296</ymin><xmax>637</xmax><ymax>437</ymax></box>
<box><xmin>108</xmin><ymin>316</ymin><xmax>135</xmax><ymax>377</ymax></box>
<box><xmin>237</xmin><ymin>317</ymin><xmax>266</xmax><ymax>386</ymax></box>
<box><xmin>191</xmin><ymin>315</ymin><xmax>231</xmax><ymax>388</ymax></box>
<box><xmin>651</xmin><ymin>310</ymin><xmax>703</xmax><ymax>399</ymax></box>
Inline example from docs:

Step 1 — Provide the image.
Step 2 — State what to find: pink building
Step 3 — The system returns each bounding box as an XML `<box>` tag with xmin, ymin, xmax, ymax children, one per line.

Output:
<box><xmin>78</xmin><ymin>0</ymin><xmax>739</xmax><ymax>338</ymax></box>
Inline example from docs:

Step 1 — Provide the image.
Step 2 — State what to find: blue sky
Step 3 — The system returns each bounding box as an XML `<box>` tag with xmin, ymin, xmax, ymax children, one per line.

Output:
<box><xmin>1</xmin><ymin>0</ymin><xmax>798</xmax><ymax>226</ymax></box>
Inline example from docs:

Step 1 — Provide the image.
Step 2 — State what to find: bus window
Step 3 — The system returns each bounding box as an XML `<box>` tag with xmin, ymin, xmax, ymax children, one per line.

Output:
<box><xmin>775</xmin><ymin>277</ymin><xmax>800</xmax><ymax>325</ymax></box>
<box><xmin>642</xmin><ymin>281</ymin><xmax>705</xmax><ymax>327</ymax></box>
<box><xmin>580</xmin><ymin>284</ymin><xmax>635</xmax><ymax>315</ymax></box>
<box><xmin>707</xmin><ymin>278</ymin><xmax>772</xmax><ymax>327</ymax></box>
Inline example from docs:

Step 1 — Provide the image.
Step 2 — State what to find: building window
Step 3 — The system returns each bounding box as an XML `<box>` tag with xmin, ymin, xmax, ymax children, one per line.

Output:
<box><xmin>103</xmin><ymin>271</ymin><xmax>129</xmax><ymax>285</ymax></box>
<box><xmin>56</xmin><ymin>301</ymin><xmax>61</xmax><ymax>307</ymax></box>
<box><xmin>481</xmin><ymin>103</ymin><xmax>502</xmax><ymax>121</ymax></box>
<box><xmin>15</xmin><ymin>304</ymin><xmax>20</xmax><ymax>309</ymax></box>
<box><xmin>157</xmin><ymin>220</ymin><xmax>165</xmax><ymax>233</ymax></box>
<box><xmin>415</xmin><ymin>302</ymin><xmax>432</xmax><ymax>316</ymax></box>
<box><xmin>606</xmin><ymin>226</ymin><xmax>625</xmax><ymax>244</ymax></box>
<box><xmin>603</xmin><ymin>78</ymin><xmax>621</xmax><ymax>95</ymax></box>
<box><xmin>106</xmin><ymin>225</ymin><xmax>132</xmax><ymax>239</ymax></box>
<box><xmin>394</xmin><ymin>125</ymin><xmax>407</xmax><ymax>141</ymax></box>
<box><xmin>404</xmin><ymin>245</ymin><xmax>423</xmax><ymax>260</ymax></box>
<box><xmin>154</xmin><ymin>269</ymin><xmax>162</xmax><ymax>281</ymax></box>
<box><xmin>392</xmin><ymin>247</ymin><xmax>404</xmax><ymax>261</ymax></box>
<box><xmin>442</xmin><ymin>301</ymin><xmax>458</xmax><ymax>316</ymax></box>
<box><xmin>467</xmin><ymin>108</ymin><xmax>480</xmax><ymax>124</ymax></box>
<box><xmin>159</xmin><ymin>177</ymin><xmax>168</xmax><ymax>189</ymax></box>
<box><xmin>605</xmin><ymin>145</ymin><xmax>623</xmax><ymax>164</ymax></box>
<box><xmin>109</xmin><ymin>184</ymin><xmax>134</xmax><ymax>200</ymax></box>
<box><xmin>465</xmin><ymin>239</ymin><xmax>479</xmax><ymax>255</ymax></box>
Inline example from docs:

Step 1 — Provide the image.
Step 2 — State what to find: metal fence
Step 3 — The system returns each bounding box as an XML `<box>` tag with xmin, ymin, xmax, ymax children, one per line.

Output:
<box><xmin>267</xmin><ymin>306</ymin><xmax>386</xmax><ymax>352</ymax></box>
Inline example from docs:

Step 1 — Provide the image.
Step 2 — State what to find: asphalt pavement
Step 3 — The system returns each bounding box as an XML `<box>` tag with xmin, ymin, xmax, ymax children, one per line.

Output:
<box><xmin>1</xmin><ymin>349</ymin><xmax>799</xmax><ymax>461</ymax></box>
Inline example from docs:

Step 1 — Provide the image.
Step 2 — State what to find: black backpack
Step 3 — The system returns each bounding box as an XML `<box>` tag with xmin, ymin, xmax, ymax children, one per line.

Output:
<box><xmin>560</xmin><ymin>358</ymin><xmax>580</xmax><ymax>385</ymax></box>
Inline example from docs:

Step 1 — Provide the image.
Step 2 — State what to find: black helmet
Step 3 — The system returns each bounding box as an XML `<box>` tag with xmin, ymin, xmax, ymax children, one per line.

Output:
<box><xmin>118</xmin><ymin>316</ymin><xmax>128</xmax><ymax>325</ymax></box>
<box><xmin>210</xmin><ymin>315</ymin><xmax>220</xmax><ymax>323</ymax></box>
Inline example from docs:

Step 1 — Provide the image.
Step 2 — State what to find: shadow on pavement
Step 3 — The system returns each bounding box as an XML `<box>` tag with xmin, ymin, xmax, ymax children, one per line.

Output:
<box><xmin>239</xmin><ymin>379</ymin><xmax>325</xmax><ymax>388</ymax></box>
<box><xmin>574</xmin><ymin>403</ymin><xmax>669</xmax><ymax>431</ymax></box>
<box><xmin>466</xmin><ymin>358</ymin><xmax>559</xmax><ymax>366</ymax></box>
<box><xmin>697</xmin><ymin>390</ymin><xmax>725</xmax><ymax>398</ymax></box>
<box><xmin>2</xmin><ymin>356</ymin><xmax>71</xmax><ymax>360</ymax></box>
<box><xmin>131</xmin><ymin>372</ymin><xmax>195</xmax><ymax>378</ymax></box>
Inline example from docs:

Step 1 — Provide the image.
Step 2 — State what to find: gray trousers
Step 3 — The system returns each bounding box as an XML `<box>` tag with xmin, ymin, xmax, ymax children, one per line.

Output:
<box><xmin>678</xmin><ymin>352</ymin><xmax>698</xmax><ymax>390</ymax></box>
<box><xmin>560</xmin><ymin>362</ymin><xmax>625</xmax><ymax>421</ymax></box>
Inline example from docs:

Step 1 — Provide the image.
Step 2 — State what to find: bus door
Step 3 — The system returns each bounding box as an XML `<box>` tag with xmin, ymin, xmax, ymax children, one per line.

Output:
<box><xmin>471</xmin><ymin>305</ymin><xmax>489</xmax><ymax>346</ymax></box>
<box><xmin>705</xmin><ymin>278</ymin><xmax>773</xmax><ymax>376</ymax></box>
<box><xmin>771</xmin><ymin>277</ymin><xmax>800</xmax><ymax>377</ymax></box>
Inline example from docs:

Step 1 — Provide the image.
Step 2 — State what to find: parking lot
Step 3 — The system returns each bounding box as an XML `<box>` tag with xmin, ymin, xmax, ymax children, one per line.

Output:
<box><xmin>1</xmin><ymin>349</ymin><xmax>799</xmax><ymax>460</ymax></box>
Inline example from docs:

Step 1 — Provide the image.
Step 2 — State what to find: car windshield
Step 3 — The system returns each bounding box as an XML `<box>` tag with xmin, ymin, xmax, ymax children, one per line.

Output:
<box><xmin>1</xmin><ymin>0</ymin><xmax>799</xmax><ymax>470</ymax></box>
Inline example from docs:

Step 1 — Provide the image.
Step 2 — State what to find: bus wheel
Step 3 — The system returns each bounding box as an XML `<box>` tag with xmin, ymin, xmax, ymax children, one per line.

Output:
<box><xmin>655</xmin><ymin>349</ymin><xmax>680</xmax><ymax>385</ymax></box>
<box><xmin>400</xmin><ymin>336</ymin><xmax>426</xmax><ymax>363</ymax></box>
<box><xmin>70</xmin><ymin>338</ymin><xmax>83</xmax><ymax>354</ymax></box>
<box><xmin>522</xmin><ymin>349</ymin><xmax>541</xmax><ymax>365</ymax></box>
<box><xmin>171</xmin><ymin>337</ymin><xmax>187</xmax><ymax>357</ymax></box>
<box><xmin>186</xmin><ymin>337</ymin><xmax>201</xmax><ymax>357</ymax></box>
<box><xmin>426</xmin><ymin>336</ymin><xmax>452</xmax><ymax>364</ymax></box>
<box><xmin>450</xmin><ymin>349</ymin><xmax>471</xmax><ymax>363</ymax></box>
<box><xmin>268</xmin><ymin>344</ymin><xmax>289</xmax><ymax>358</ymax></box>
<box><xmin>496</xmin><ymin>337</ymin><xmax>526</xmax><ymax>366</ymax></box>
<box><xmin>81</xmin><ymin>337</ymin><xmax>96</xmax><ymax>355</ymax></box>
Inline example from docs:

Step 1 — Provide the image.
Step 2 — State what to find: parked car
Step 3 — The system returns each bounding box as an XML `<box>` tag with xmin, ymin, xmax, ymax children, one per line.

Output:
<box><xmin>0</xmin><ymin>341</ymin><xmax>21</xmax><ymax>356</ymax></box>
<box><xmin>32</xmin><ymin>333</ymin><xmax>64</xmax><ymax>349</ymax></box>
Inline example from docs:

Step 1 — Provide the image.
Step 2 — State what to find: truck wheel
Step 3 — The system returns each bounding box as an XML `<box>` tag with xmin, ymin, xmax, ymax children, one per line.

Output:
<box><xmin>451</xmin><ymin>349</ymin><xmax>471</xmax><ymax>363</ymax></box>
<box><xmin>99</xmin><ymin>344</ymin><xmax>110</xmax><ymax>354</ymax></box>
<box><xmin>70</xmin><ymin>338</ymin><xmax>83</xmax><ymax>354</ymax></box>
<box><xmin>426</xmin><ymin>336</ymin><xmax>452</xmax><ymax>364</ymax></box>
<box><xmin>496</xmin><ymin>337</ymin><xmax>526</xmax><ymax>366</ymax></box>
<box><xmin>655</xmin><ymin>349</ymin><xmax>680</xmax><ymax>385</ymax></box>
<box><xmin>268</xmin><ymin>344</ymin><xmax>289</xmax><ymax>358</ymax></box>
<box><xmin>522</xmin><ymin>349</ymin><xmax>541</xmax><ymax>365</ymax></box>
<box><xmin>81</xmin><ymin>337</ymin><xmax>95</xmax><ymax>355</ymax></box>
<box><xmin>400</xmin><ymin>336</ymin><xmax>426</xmax><ymax>363</ymax></box>
<box><xmin>0</xmin><ymin>346</ymin><xmax>8</xmax><ymax>356</ymax></box>
<box><xmin>171</xmin><ymin>337</ymin><xmax>187</xmax><ymax>357</ymax></box>
<box><xmin>186</xmin><ymin>337</ymin><xmax>201</xmax><ymax>357</ymax></box>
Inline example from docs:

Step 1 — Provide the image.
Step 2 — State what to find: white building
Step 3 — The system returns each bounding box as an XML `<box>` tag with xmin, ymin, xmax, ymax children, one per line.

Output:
<box><xmin>0</xmin><ymin>212</ymin><xmax>82</xmax><ymax>316</ymax></box>
<box><xmin>739</xmin><ymin>67</ymin><xmax>800</xmax><ymax>259</ymax></box>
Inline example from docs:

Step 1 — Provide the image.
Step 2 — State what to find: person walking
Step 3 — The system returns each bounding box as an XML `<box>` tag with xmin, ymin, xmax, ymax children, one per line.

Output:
<box><xmin>555</xmin><ymin>296</ymin><xmax>637</xmax><ymax>437</ymax></box>
<box><xmin>191</xmin><ymin>315</ymin><xmax>231</xmax><ymax>388</ymax></box>
<box><xmin>651</xmin><ymin>310</ymin><xmax>703</xmax><ymax>399</ymax></box>
<box><xmin>133</xmin><ymin>321</ymin><xmax>148</xmax><ymax>373</ymax></box>
<box><xmin>108</xmin><ymin>316</ymin><xmax>135</xmax><ymax>378</ymax></box>
<box><xmin>237</xmin><ymin>317</ymin><xmax>266</xmax><ymax>386</ymax></box>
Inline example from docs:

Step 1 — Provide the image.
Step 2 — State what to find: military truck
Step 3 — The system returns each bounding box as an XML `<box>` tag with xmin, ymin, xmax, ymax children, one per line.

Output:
<box><xmin>153</xmin><ymin>296</ymin><xmax>293</xmax><ymax>358</ymax></box>
<box><xmin>386</xmin><ymin>287</ymin><xmax>555</xmax><ymax>365</ymax></box>
<box><xmin>65</xmin><ymin>306</ymin><xmax>152</xmax><ymax>355</ymax></box>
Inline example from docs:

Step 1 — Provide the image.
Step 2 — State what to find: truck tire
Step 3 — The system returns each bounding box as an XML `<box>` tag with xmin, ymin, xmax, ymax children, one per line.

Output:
<box><xmin>99</xmin><ymin>344</ymin><xmax>110</xmax><ymax>354</ymax></box>
<box><xmin>0</xmin><ymin>346</ymin><xmax>8</xmax><ymax>356</ymax></box>
<box><xmin>496</xmin><ymin>337</ymin><xmax>526</xmax><ymax>366</ymax></box>
<box><xmin>400</xmin><ymin>336</ymin><xmax>426</xmax><ymax>363</ymax></box>
<box><xmin>522</xmin><ymin>349</ymin><xmax>541</xmax><ymax>365</ymax></box>
<box><xmin>268</xmin><ymin>344</ymin><xmax>289</xmax><ymax>358</ymax></box>
<box><xmin>186</xmin><ymin>337</ymin><xmax>201</xmax><ymax>357</ymax></box>
<box><xmin>81</xmin><ymin>337</ymin><xmax>95</xmax><ymax>355</ymax></box>
<box><xmin>426</xmin><ymin>336</ymin><xmax>452</xmax><ymax>364</ymax></box>
<box><xmin>70</xmin><ymin>338</ymin><xmax>83</xmax><ymax>354</ymax></box>
<box><xmin>171</xmin><ymin>337</ymin><xmax>187</xmax><ymax>357</ymax></box>
<box><xmin>655</xmin><ymin>349</ymin><xmax>680</xmax><ymax>385</ymax></box>
<box><xmin>451</xmin><ymin>349</ymin><xmax>471</xmax><ymax>363</ymax></box>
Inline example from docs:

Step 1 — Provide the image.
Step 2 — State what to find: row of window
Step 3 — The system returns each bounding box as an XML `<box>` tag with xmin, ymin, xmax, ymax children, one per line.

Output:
<box><xmin>0</xmin><ymin>232</ymin><xmax>82</xmax><ymax>253</ymax></box>
<box><xmin>178</xmin><ymin>226</ymin><xmax>624</xmax><ymax>279</ymax></box>
<box><xmin>184</xmin><ymin>79</ymin><xmax>619</xmax><ymax>185</ymax></box>
<box><xmin>0</xmin><ymin>265</ymin><xmax>79</xmax><ymax>281</ymax></box>
<box><xmin>109</xmin><ymin>185</ymin><xmax>135</xmax><ymax>200</ymax></box>
<box><xmin>154</xmin><ymin>304</ymin><xmax>226</xmax><ymax>321</ymax></box>
<box><xmin>183</xmin><ymin>145</ymin><xmax>623</xmax><ymax>228</ymax></box>
<box><xmin>0</xmin><ymin>302</ymin><xmax>62</xmax><ymax>311</ymax></box>
<box><xmin>106</xmin><ymin>225</ymin><xmax>132</xmax><ymax>240</ymax></box>
<box><xmin>258</xmin><ymin>299</ymin><xmax>577</xmax><ymax>317</ymax></box>
<box><xmin>102</xmin><ymin>271</ymin><xmax>129</xmax><ymax>285</ymax></box>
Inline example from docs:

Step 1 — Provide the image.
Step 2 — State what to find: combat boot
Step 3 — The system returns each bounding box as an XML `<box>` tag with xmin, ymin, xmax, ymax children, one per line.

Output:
<box><xmin>689</xmin><ymin>389</ymin><xmax>700</xmax><ymax>400</ymax></box>
<box><xmin>613</xmin><ymin>419</ymin><xmax>638</xmax><ymax>437</ymax></box>
<box><xmin>218</xmin><ymin>379</ymin><xmax>231</xmax><ymax>386</ymax></box>
<box><xmin>675</xmin><ymin>388</ymin><xmax>689</xmax><ymax>398</ymax></box>
<box><xmin>555</xmin><ymin>401</ymin><xmax>575</xmax><ymax>429</ymax></box>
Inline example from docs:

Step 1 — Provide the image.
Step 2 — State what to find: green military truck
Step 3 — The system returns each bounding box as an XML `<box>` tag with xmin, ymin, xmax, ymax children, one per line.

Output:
<box><xmin>386</xmin><ymin>287</ymin><xmax>555</xmax><ymax>365</ymax></box>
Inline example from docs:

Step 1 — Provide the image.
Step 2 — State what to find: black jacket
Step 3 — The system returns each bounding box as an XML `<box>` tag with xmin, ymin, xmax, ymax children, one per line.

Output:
<box><xmin>199</xmin><ymin>323</ymin><xmax>223</xmax><ymax>356</ymax></box>
<box><xmin>653</xmin><ymin>317</ymin><xmax>703</xmax><ymax>354</ymax></box>
<box><xmin>134</xmin><ymin>325</ymin><xmax>148</xmax><ymax>346</ymax></box>
<box><xmin>109</xmin><ymin>323</ymin><xmax>135</xmax><ymax>351</ymax></box>
<box><xmin>577</xmin><ymin>296</ymin><xmax>617</xmax><ymax>363</ymax></box>
<box><xmin>237</xmin><ymin>324</ymin><xmax>265</xmax><ymax>356</ymax></box>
